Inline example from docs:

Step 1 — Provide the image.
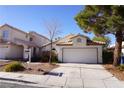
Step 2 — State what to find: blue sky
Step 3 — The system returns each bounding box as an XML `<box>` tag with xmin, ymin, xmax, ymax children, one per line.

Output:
<box><xmin>0</xmin><ymin>5</ymin><xmax>115</xmax><ymax>44</ymax></box>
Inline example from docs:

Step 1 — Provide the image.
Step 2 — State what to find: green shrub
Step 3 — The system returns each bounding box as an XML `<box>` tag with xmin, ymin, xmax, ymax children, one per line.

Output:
<box><xmin>4</xmin><ymin>61</ymin><xmax>25</xmax><ymax>72</ymax></box>
<box><xmin>41</xmin><ymin>51</ymin><xmax>58</xmax><ymax>63</ymax></box>
<box><xmin>51</xmin><ymin>57</ymin><xmax>58</xmax><ymax>63</ymax></box>
<box><xmin>41</xmin><ymin>51</ymin><xmax>50</xmax><ymax>62</ymax></box>
<box><xmin>51</xmin><ymin>52</ymin><xmax>58</xmax><ymax>63</ymax></box>
<box><xmin>103</xmin><ymin>50</ymin><xmax>113</xmax><ymax>64</ymax></box>
<box><xmin>118</xmin><ymin>65</ymin><xmax>124</xmax><ymax>71</ymax></box>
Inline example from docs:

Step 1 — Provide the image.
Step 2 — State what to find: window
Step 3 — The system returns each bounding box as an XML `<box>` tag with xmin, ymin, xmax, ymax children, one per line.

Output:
<box><xmin>3</xmin><ymin>30</ymin><xmax>9</xmax><ymax>40</ymax></box>
<box><xmin>29</xmin><ymin>37</ymin><xmax>33</xmax><ymax>41</ymax></box>
<box><xmin>77</xmin><ymin>38</ymin><xmax>82</xmax><ymax>43</ymax></box>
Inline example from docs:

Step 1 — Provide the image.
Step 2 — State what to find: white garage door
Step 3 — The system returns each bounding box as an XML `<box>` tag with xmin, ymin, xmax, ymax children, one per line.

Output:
<box><xmin>0</xmin><ymin>48</ymin><xmax>8</xmax><ymax>59</ymax></box>
<box><xmin>63</xmin><ymin>48</ymin><xmax>98</xmax><ymax>63</ymax></box>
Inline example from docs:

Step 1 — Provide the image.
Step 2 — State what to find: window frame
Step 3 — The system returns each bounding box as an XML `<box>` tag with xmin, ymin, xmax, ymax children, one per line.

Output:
<box><xmin>2</xmin><ymin>30</ymin><xmax>9</xmax><ymax>40</ymax></box>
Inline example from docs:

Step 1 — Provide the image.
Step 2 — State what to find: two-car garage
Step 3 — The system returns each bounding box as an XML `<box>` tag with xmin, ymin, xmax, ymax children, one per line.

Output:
<box><xmin>59</xmin><ymin>46</ymin><xmax>102</xmax><ymax>64</ymax></box>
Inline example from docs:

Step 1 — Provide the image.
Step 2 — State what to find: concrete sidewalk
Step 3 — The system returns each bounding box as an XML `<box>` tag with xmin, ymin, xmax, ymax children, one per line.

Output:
<box><xmin>0</xmin><ymin>63</ymin><xmax>124</xmax><ymax>88</ymax></box>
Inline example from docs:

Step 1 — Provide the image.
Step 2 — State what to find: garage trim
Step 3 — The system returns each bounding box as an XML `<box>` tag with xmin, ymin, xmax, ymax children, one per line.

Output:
<box><xmin>62</xmin><ymin>47</ymin><xmax>99</xmax><ymax>63</ymax></box>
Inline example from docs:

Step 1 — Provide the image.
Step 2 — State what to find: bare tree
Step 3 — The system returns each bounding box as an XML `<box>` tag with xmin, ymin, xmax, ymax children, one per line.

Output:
<box><xmin>44</xmin><ymin>20</ymin><xmax>61</xmax><ymax>63</ymax></box>
<box><xmin>0</xmin><ymin>33</ymin><xmax>3</xmax><ymax>43</ymax></box>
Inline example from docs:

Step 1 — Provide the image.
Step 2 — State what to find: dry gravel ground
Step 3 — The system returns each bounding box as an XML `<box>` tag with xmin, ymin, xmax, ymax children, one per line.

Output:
<box><xmin>0</xmin><ymin>61</ymin><xmax>11</xmax><ymax>71</ymax></box>
<box><xmin>0</xmin><ymin>61</ymin><xmax>59</xmax><ymax>75</ymax></box>
<box><xmin>103</xmin><ymin>64</ymin><xmax>124</xmax><ymax>81</ymax></box>
<box><xmin>21</xmin><ymin>63</ymin><xmax>59</xmax><ymax>75</ymax></box>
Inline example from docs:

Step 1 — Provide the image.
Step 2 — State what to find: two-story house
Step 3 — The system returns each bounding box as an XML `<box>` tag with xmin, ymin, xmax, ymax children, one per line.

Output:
<box><xmin>0</xmin><ymin>24</ymin><xmax>50</xmax><ymax>60</ymax></box>
<box><xmin>42</xmin><ymin>34</ymin><xmax>105</xmax><ymax>64</ymax></box>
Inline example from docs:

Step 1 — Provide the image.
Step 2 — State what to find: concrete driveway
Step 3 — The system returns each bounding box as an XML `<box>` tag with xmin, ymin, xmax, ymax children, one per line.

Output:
<box><xmin>44</xmin><ymin>63</ymin><xmax>124</xmax><ymax>88</ymax></box>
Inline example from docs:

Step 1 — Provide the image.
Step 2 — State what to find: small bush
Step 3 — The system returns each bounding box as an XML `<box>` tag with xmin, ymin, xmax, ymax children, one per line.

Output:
<box><xmin>103</xmin><ymin>50</ymin><xmax>113</xmax><ymax>64</ymax></box>
<box><xmin>118</xmin><ymin>65</ymin><xmax>124</xmax><ymax>71</ymax></box>
<box><xmin>4</xmin><ymin>61</ymin><xmax>25</xmax><ymax>72</ymax></box>
<box><xmin>41</xmin><ymin>51</ymin><xmax>58</xmax><ymax>63</ymax></box>
<box><xmin>51</xmin><ymin>51</ymin><xmax>58</xmax><ymax>63</ymax></box>
<box><xmin>41</xmin><ymin>51</ymin><xmax>50</xmax><ymax>62</ymax></box>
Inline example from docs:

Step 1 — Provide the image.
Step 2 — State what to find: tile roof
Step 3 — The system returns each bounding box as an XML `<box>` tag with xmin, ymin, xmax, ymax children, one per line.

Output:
<box><xmin>56</xmin><ymin>34</ymin><xmax>105</xmax><ymax>46</ymax></box>
<box><xmin>87</xmin><ymin>39</ymin><xmax>105</xmax><ymax>45</ymax></box>
<box><xmin>41</xmin><ymin>34</ymin><xmax>76</xmax><ymax>47</ymax></box>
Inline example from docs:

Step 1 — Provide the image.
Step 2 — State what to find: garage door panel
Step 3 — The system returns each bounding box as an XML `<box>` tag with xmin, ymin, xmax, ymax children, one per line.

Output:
<box><xmin>0</xmin><ymin>48</ymin><xmax>8</xmax><ymax>59</ymax></box>
<box><xmin>63</xmin><ymin>48</ymin><xmax>97</xmax><ymax>63</ymax></box>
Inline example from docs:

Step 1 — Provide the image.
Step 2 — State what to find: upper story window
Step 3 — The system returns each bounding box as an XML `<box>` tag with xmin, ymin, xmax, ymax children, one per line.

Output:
<box><xmin>77</xmin><ymin>38</ymin><xmax>82</xmax><ymax>43</ymax></box>
<box><xmin>29</xmin><ymin>37</ymin><xmax>33</xmax><ymax>41</ymax></box>
<box><xmin>2</xmin><ymin>30</ymin><xmax>9</xmax><ymax>40</ymax></box>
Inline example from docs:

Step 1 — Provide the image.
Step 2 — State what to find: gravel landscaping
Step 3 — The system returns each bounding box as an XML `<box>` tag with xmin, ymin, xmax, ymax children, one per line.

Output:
<box><xmin>0</xmin><ymin>61</ymin><xmax>59</xmax><ymax>75</ymax></box>
<box><xmin>0</xmin><ymin>61</ymin><xmax>11</xmax><ymax>71</ymax></box>
<box><xmin>103</xmin><ymin>64</ymin><xmax>124</xmax><ymax>81</ymax></box>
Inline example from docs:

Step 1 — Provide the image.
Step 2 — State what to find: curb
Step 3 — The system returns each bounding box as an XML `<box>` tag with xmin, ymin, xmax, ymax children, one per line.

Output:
<box><xmin>0</xmin><ymin>77</ymin><xmax>37</xmax><ymax>84</ymax></box>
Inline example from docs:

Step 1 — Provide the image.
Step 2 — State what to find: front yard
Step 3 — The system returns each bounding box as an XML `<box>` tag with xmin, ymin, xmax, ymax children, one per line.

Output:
<box><xmin>103</xmin><ymin>64</ymin><xmax>124</xmax><ymax>81</ymax></box>
<box><xmin>0</xmin><ymin>61</ymin><xmax>59</xmax><ymax>75</ymax></box>
<box><xmin>1</xmin><ymin>61</ymin><xmax>124</xmax><ymax>81</ymax></box>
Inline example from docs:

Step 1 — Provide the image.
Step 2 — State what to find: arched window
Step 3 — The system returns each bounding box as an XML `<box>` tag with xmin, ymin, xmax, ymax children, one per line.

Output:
<box><xmin>77</xmin><ymin>38</ymin><xmax>82</xmax><ymax>43</ymax></box>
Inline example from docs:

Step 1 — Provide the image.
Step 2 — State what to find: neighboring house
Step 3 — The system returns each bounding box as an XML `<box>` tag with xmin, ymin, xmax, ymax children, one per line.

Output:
<box><xmin>0</xmin><ymin>24</ymin><xmax>50</xmax><ymax>60</ymax></box>
<box><xmin>109</xmin><ymin>42</ymin><xmax>124</xmax><ymax>55</ymax></box>
<box><xmin>42</xmin><ymin>34</ymin><xmax>105</xmax><ymax>64</ymax></box>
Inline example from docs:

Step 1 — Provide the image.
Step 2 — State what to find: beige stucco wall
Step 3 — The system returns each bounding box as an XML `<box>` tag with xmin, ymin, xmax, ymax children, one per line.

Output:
<box><xmin>72</xmin><ymin>36</ymin><xmax>87</xmax><ymax>46</ymax></box>
<box><xmin>42</xmin><ymin>43</ymin><xmax>56</xmax><ymax>51</ymax></box>
<box><xmin>30</xmin><ymin>32</ymin><xmax>50</xmax><ymax>47</ymax></box>
<box><xmin>97</xmin><ymin>46</ymin><xmax>103</xmax><ymax>63</ymax></box>
<box><xmin>0</xmin><ymin>25</ymin><xmax>28</xmax><ymax>42</ymax></box>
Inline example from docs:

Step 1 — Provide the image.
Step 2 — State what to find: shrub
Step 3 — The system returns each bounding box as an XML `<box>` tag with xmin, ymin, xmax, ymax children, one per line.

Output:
<box><xmin>41</xmin><ymin>51</ymin><xmax>50</xmax><ymax>62</ymax></box>
<box><xmin>118</xmin><ymin>65</ymin><xmax>124</xmax><ymax>71</ymax></box>
<box><xmin>41</xmin><ymin>51</ymin><xmax>58</xmax><ymax>63</ymax></box>
<box><xmin>4</xmin><ymin>61</ymin><xmax>25</xmax><ymax>72</ymax></box>
<box><xmin>51</xmin><ymin>52</ymin><xmax>58</xmax><ymax>63</ymax></box>
<box><xmin>103</xmin><ymin>50</ymin><xmax>113</xmax><ymax>64</ymax></box>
